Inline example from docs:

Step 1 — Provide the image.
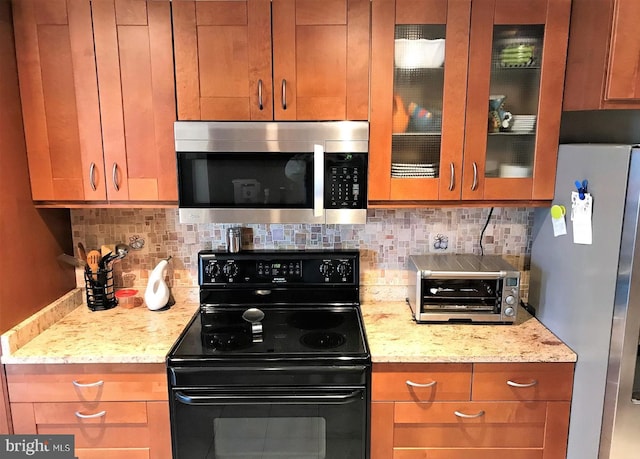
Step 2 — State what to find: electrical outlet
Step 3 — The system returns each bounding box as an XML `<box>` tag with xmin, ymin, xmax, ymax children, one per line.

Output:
<box><xmin>429</xmin><ymin>233</ymin><xmax>455</xmax><ymax>253</ymax></box>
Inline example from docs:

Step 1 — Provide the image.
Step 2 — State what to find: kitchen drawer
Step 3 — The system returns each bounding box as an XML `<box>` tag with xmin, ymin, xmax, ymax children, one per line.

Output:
<box><xmin>11</xmin><ymin>403</ymin><xmax>152</xmax><ymax>448</ymax></box>
<box><xmin>393</xmin><ymin>449</ymin><xmax>543</xmax><ymax>459</ymax></box>
<box><xmin>39</xmin><ymin>424</ymin><xmax>153</xmax><ymax>449</ymax></box>
<box><xmin>372</xmin><ymin>363</ymin><xmax>472</xmax><ymax>401</ymax></box>
<box><xmin>33</xmin><ymin>401</ymin><xmax>148</xmax><ymax>425</ymax></box>
<box><xmin>5</xmin><ymin>364</ymin><xmax>167</xmax><ymax>403</ymax></box>
<box><xmin>393</xmin><ymin>401</ymin><xmax>546</xmax><ymax>448</ymax></box>
<box><xmin>472</xmin><ymin>363</ymin><xmax>574</xmax><ymax>401</ymax></box>
<box><xmin>76</xmin><ymin>449</ymin><xmax>150</xmax><ymax>459</ymax></box>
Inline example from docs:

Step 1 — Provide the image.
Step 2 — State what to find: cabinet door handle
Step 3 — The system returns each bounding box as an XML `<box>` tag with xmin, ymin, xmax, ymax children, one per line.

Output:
<box><xmin>471</xmin><ymin>162</ymin><xmax>478</xmax><ymax>191</ymax></box>
<box><xmin>506</xmin><ymin>379</ymin><xmax>538</xmax><ymax>388</ymax></box>
<box><xmin>449</xmin><ymin>162</ymin><xmax>455</xmax><ymax>191</ymax></box>
<box><xmin>281</xmin><ymin>79</ymin><xmax>287</xmax><ymax>110</ymax></box>
<box><xmin>74</xmin><ymin>410</ymin><xmax>106</xmax><ymax>419</ymax></box>
<box><xmin>112</xmin><ymin>163</ymin><xmax>119</xmax><ymax>191</ymax></box>
<box><xmin>405</xmin><ymin>379</ymin><xmax>437</xmax><ymax>388</ymax></box>
<box><xmin>454</xmin><ymin>410</ymin><xmax>485</xmax><ymax>419</ymax></box>
<box><xmin>258</xmin><ymin>79</ymin><xmax>264</xmax><ymax>110</ymax></box>
<box><xmin>89</xmin><ymin>162</ymin><xmax>97</xmax><ymax>191</ymax></box>
<box><xmin>72</xmin><ymin>379</ymin><xmax>104</xmax><ymax>388</ymax></box>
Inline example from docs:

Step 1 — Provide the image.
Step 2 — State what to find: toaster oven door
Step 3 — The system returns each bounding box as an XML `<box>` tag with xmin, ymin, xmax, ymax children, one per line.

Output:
<box><xmin>414</xmin><ymin>278</ymin><xmax>510</xmax><ymax>323</ymax></box>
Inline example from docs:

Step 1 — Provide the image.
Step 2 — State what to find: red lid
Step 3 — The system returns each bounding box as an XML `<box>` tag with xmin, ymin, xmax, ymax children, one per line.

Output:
<box><xmin>115</xmin><ymin>289</ymin><xmax>138</xmax><ymax>299</ymax></box>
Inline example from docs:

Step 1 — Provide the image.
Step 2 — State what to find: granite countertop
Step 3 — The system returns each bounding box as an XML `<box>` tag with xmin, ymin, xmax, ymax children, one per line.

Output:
<box><xmin>1</xmin><ymin>289</ymin><xmax>576</xmax><ymax>365</ymax></box>
<box><xmin>361</xmin><ymin>301</ymin><xmax>576</xmax><ymax>363</ymax></box>
<box><xmin>0</xmin><ymin>289</ymin><xmax>199</xmax><ymax>365</ymax></box>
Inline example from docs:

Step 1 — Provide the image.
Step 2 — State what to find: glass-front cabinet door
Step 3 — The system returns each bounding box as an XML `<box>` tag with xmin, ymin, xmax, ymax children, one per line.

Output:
<box><xmin>370</xmin><ymin>0</ymin><xmax>471</xmax><ymax>201</ymax></box>
<box><xmin>463</xmin><ymin>0</ymin><xmax>571</xmax><ymax>201</ymax></box>
<box><xmin>369</xmin><ymin>0</ymin><xmax>571</xmax><ymax>204</ymax></box>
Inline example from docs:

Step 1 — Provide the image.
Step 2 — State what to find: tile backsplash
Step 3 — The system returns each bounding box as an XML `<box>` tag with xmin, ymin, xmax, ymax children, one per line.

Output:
<box><xmin>71</xmin><ymin>207</ymin><xmax>533</xmax><ymax>301</ymax></box>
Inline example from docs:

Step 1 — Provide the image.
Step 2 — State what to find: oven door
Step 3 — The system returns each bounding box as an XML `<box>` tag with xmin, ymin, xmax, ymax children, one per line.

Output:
<box><xmin>169</xmin><ymin>387</ymin><xmax>368</xmax><ymax>459</ymax></box>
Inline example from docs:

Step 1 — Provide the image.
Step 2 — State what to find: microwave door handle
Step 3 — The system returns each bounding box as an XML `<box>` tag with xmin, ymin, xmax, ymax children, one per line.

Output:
<box><xmin>314</xmin><ymin>144</ymin><xmax>324</xmax><ymax>217</ymax></box>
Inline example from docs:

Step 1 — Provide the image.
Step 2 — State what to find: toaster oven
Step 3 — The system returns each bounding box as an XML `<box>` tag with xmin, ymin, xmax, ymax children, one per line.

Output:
<box><xmin>407</xmin><ymin>254</ymin><xmax>520</xmax><ymax>324</ymax></box>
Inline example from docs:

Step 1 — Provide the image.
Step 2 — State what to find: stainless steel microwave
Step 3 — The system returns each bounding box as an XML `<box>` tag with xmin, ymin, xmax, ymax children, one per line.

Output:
<box><xmin>407</xmin><ymin>254</ymin><xmax>521</xmax><ymax>324</ymax></box>
<box><xmin>175</xmin><ymin>121</ymin><xmax>369</xmax><ymax>224</ymax></box>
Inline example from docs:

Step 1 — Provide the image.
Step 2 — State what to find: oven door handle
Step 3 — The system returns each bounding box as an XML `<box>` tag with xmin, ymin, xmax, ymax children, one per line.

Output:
<box><xmin>174</xmin><ymin>389</ymin><xmax>363</xmax><ymax>406</ymax></box>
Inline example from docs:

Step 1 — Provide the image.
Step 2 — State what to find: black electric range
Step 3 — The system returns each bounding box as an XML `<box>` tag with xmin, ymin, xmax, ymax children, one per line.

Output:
<box><xmin>167</xmin><ymin>250</ymin><xmax>370</xmax><ymax>366</ymax></box>
<box><xmin>166</xmin><ymin>250</ymin><xmax>371</xmax><ymax>459</ymax></box>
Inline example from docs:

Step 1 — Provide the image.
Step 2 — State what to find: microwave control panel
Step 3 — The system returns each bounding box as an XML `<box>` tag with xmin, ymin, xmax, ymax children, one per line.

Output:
<box><xmin>326</xmin><ymin>153</ymin><xmax>367</xmax><ymax>209</ymax></box>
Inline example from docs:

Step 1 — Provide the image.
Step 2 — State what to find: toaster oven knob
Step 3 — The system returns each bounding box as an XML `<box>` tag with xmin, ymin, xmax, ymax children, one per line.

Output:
<box><xmin>505</xmin><ymin>295</ymin><xmax>516</xmax><ymax>306</ymax></box>
<box><xmin>504</xmin><ymin>306</ymin><xmax>516</xmax><ymax>317</ymax></box>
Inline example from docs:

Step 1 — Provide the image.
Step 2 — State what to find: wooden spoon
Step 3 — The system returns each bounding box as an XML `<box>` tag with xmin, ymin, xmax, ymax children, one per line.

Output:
<box><xmin>86</xmin><ymin>250</ymin><xmax>101</xmax><ymax>281</ymax></box>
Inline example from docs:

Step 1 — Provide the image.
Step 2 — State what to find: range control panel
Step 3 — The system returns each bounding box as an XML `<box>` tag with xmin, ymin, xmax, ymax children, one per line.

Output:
<box><xmin>199</xmin><ymin>250</ymin><xmax>359</xmax><ymax>286</ymax></box>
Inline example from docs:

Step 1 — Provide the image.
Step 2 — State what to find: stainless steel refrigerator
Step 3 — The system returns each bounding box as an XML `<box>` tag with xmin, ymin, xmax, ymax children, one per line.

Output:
<box><xmin>530</xmin><ymin>143</ymin><xmax>640</xmax><ymax>459</ymax></box>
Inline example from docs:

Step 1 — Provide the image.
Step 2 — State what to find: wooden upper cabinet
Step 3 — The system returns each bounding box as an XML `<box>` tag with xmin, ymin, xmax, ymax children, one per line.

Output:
<box><xmin>463</xmin><ymin>0</ymin><xmax>570</xmax><ymax>202</ymax></box>
<box><xmin>564</xmin><ymin>0</ymin><xmax>640</xmax><ymax>110</ymax></box>
<box><xmin>93</xmin><ymin>0</ymin><xmax>177</xmax><ymax>202</ymax></box>
<box><xmin>172</xmin><ymin>0</ymin><xmax>272</xmax><ymax>120</ymax></box>
<box><xmin>13</xmin><ymin>0</ymin><xmax>104</xmax><ymax>201</ymax></box>
<box><xmin>173</xmin><ymin>0</ymin><xmax>370</xmax><ymax>121</ymax></box>
<box><xmin>369</xmin><ymin>0</ymin><xmax>571</xmax><ymax>205</ymax></box>
<box><xmin>12</xmin><ymin>0</ymin><xmax>177</xmax><ymax>203</ymax></box>
<box><xmin>369</xmin><ymin>0</ymin><xmax>471</xmax><ymax>202</ymax></box>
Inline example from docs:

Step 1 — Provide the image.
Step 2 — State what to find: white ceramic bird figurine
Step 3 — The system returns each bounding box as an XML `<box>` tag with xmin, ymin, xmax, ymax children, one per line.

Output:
<box><xmin>145</xmin><ymin>257</ymin><xmax>171</xmax><ymax>311</ymax></box>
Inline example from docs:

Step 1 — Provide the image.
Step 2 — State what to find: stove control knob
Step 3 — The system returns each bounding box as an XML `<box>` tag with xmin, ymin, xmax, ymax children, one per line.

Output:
<box><xmin>319</xmin><ymin>261</ymin><xmax>334</xmax><ymax>277</ymax></box>
<box><xmin>505</xmin><ymin>295</ymin><xmax>516</xmax><ymax>306</ymax></box>
<box><xmin>504</xmin><ymin>306</ymin><xmax>516</xmax><ymax>317</ymax></box>
<box><xmin>223</xmin><ymin>262</ymin><xmax>238</xmax><ymax>278</ymax></box>
<box><xmin>205</xmin><ymin>262</ymin><xmax>220</xmax><ymax>280</ymax></box>
<box><xmin>336</xmin><ymin>262</ymin><xmax>352</xmax><ymax>277</ymax></box>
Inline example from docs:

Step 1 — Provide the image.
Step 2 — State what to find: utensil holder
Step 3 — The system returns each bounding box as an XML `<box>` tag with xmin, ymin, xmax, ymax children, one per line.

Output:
<box><xmin>84</xmin><ymin>265</ymin><xmax>117</xmax><ymax>311</ymax></box>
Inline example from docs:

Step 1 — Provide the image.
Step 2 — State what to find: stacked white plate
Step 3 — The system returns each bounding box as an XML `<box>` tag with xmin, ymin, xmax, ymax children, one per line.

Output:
<box><xmin>391</xmin><ymin>162</ymin><xmax>438</xmax><ymax>178</ymax></box>
<box><xmin>511</xmin><ymin>115</ymin><xmax>536</xmax><ymax>133</ymax></box>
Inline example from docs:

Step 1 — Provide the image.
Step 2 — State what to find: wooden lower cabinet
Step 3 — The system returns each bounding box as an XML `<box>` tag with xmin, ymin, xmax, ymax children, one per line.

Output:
<box><xmin>371</xmin><ymin>362</ymin><xmax>574</xmax><ymax>459</ymax></box>
<box><xmin>5</xmin><ymin>364</ymin><xmax>170</xmax><ymax>459</ymax></box>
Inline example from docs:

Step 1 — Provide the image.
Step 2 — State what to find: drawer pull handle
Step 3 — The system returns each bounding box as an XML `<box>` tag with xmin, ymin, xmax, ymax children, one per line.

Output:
<box><xmin>405</xmin><ymin>379</ymin><xmax>437</xmax><ymax>388</ymax></box>
<box><xmin>72</xmin><ymin>380</ymin><xmax>104</xmax><ymax>388</ymax></box>
<box><xmin>454</xmin><ymin>410</ymin><xmax>485</xmax><ymax>419</ymax></box>
<box><xmin>506</xmin><ymin>379</ymin><xmax>538</xmax><ymax>388</ymax></box>
<box><xmin>74</xmin><ymin>410</ymin><xmax>106</xmax><ymax>419</ymax></box>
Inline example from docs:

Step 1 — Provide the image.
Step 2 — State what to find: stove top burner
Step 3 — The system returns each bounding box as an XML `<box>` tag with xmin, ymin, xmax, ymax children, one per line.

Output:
<box><xmin>300</xmin><ymin>331</ymin><xmax>346</xmax><ymax>349</ymax></box>
<box><xmin>287</xmin><ymin>310</ymin><xmax>346</xmax><ymax>330</ymax></box>
<box><xmin>169</xmin><ymin>306</ymin><xmax>368</xmax><ymax>361</ymax></box>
